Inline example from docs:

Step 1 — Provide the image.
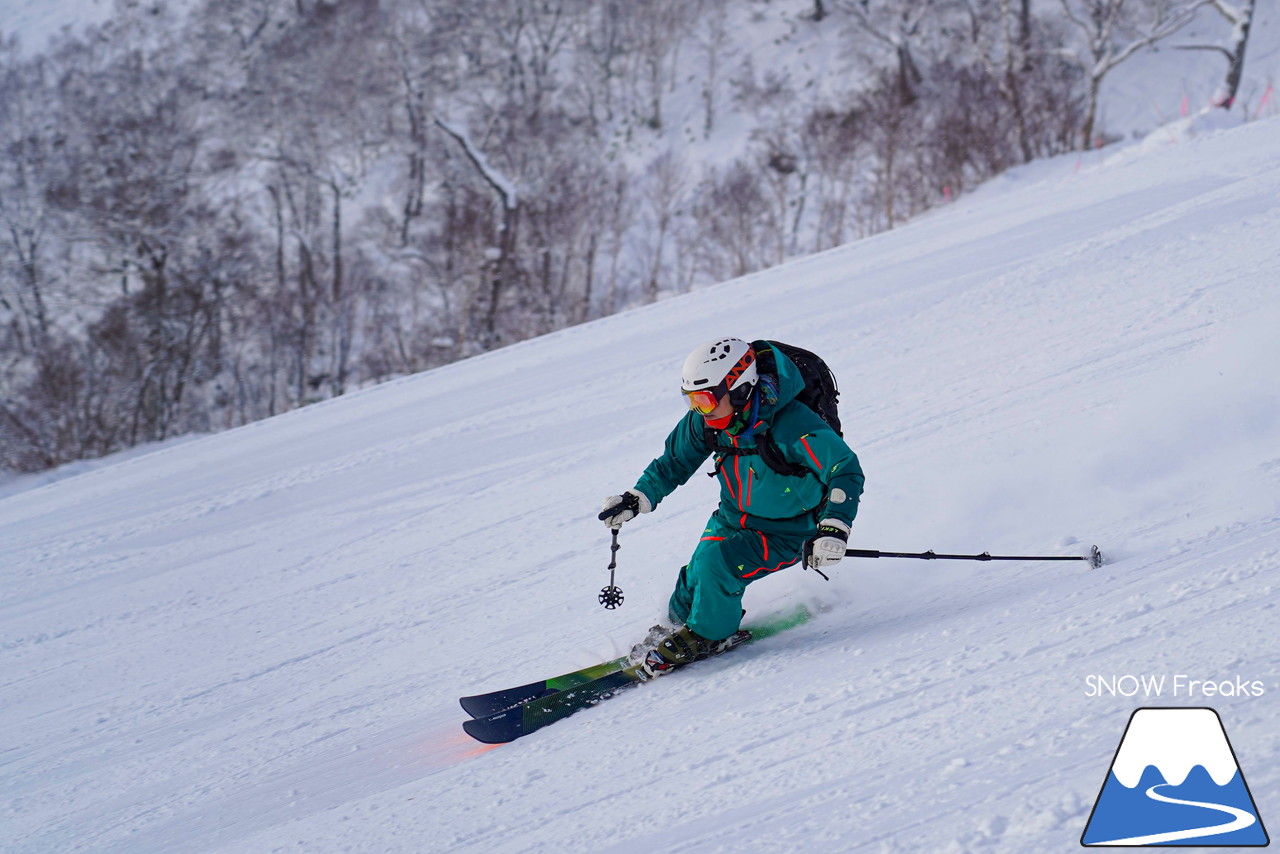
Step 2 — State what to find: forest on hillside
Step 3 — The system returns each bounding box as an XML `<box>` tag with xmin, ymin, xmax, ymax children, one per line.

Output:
<box><xmin>0</xmin><ymin>0</ymin><xmax>1260</xmax><ymax>473</ymax></box>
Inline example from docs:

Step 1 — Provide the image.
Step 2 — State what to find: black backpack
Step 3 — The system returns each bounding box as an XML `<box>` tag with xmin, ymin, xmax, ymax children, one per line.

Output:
<box><xmin>706</xmin><ymin>340</ymin><xmax>842</xmax><ymax>478</ymax></box>
<box><xmin>754</xmin><ymin>340</ymin><xmax>842</xmax><ymax>437</ymax></box>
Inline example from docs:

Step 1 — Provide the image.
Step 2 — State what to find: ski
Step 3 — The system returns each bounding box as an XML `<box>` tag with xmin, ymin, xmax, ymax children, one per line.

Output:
<box><xmin>461</xmin><ymin>604</ymin><xmax>812</xmax><ymax>744</ymax></box>
<box><xmin>463</xmin><ymin>658</ymin><xmax>658</xmax><ymax>744</ymax></box>
<box><xmin>459</xmin><ymin>656</ymin><xmax>629</xmax><ymax>718</ymax></box>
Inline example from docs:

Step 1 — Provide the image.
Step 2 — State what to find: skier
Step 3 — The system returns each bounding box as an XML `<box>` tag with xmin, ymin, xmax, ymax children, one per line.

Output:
<box><xmin>600</xmin><ymin>338</ymin><xmax>864</xmax><ymax>678</ymax></box>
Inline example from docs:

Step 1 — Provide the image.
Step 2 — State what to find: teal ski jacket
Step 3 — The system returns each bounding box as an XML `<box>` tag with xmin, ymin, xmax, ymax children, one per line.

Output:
<box><xmin>635</xmin><ymin>342</ymin><xmax>864</xmax><ymax>535</ymax></box>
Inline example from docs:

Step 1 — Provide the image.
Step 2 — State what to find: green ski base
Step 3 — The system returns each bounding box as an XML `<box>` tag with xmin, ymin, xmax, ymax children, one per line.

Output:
<box><xmin>461</xmin><ymin>604</ymin><xmax>812</xmax><ymax>744</ymax></box>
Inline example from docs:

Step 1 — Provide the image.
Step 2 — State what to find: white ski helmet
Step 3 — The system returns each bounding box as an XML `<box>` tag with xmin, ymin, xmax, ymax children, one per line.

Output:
<box><xmin>681</xmin><ymin>338</ymin><xmax>757</xmax><ymax>413</ymax></box>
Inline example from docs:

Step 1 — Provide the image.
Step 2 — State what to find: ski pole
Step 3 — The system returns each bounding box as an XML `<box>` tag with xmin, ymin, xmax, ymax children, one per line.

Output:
<box><xmin>845</xmin><ymin>544</ymin><xmax>1103</xmax><ymax>569</ymax></box>
<box><xmin>599</xmin><ymin>528</ymin><xmax>625</xmax><ymax>609</ymax></box>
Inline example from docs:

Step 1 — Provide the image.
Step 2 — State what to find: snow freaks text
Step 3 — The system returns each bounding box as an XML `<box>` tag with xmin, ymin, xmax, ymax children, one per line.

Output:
<box><xmin>1085</xmin><ymin>675</ymin><xmax>1266</xmax><ymax>699</ymax></box>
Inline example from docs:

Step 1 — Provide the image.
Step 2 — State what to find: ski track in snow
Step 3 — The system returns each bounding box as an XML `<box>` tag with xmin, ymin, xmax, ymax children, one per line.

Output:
<box><xmin>2</xmin><ymin>119</ymin><xmax>1280</xmax><ymax>853</ymax></box>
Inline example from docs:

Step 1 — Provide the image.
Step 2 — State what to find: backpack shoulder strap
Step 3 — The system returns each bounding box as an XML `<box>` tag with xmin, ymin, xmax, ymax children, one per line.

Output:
<box><xmin>704</xmin><ymin>423</ymin><xmax>811</xmax><ymax>479</ymax></box>
<box><xmin>756</xmin><ymin>428</ymin><xmax>810</xmax><ymax>478</ymax></box>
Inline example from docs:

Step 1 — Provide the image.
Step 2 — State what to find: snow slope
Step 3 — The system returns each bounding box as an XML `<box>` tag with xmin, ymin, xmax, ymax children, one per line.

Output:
<box><xmin>3</xmin><ymin>117</ymin><xmax>1280</xmax><ymax>853</ymax></box>
<box><xmin>0</xmin><ymin>0</ymin><xmax>114</xmax><ymax>54</ymax></box>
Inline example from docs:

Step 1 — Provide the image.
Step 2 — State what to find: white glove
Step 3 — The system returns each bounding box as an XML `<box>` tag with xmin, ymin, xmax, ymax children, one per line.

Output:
<box><xmin>803</xmin><ymin>518</ymin><xmax>850</xmax><ymax>570</ymax></box>
<box><xmin>598</xmin><ymin>489</ymin><xmax>653</xmax><ymax>529</ymax></box>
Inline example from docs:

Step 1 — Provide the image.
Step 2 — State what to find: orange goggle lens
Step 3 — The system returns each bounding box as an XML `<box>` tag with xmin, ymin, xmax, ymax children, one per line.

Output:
<box><xmin>683</xmin><ymin>388</ymin><xmax>720</xmax><ymax>414</ymax></box>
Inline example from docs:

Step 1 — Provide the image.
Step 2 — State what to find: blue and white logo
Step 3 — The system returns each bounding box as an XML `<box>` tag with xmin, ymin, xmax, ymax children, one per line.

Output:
<box><xmin>1082</xmin><ymin>707</ymin><xmax>1269</xmax><ymax>847</ymax></box>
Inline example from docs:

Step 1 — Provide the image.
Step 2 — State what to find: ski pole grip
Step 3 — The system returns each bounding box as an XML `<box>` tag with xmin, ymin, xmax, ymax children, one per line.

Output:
<box><xmin>844</xmin><ymin>549</ymin><xmax>882</xmax><ymax>558</ymax></box>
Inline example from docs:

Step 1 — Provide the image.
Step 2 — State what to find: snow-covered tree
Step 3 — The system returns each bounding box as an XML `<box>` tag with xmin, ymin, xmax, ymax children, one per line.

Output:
<box><xmin>1058</xmin><ymin>0</ymin><xmax>1213</xmax><ymax>148</ymax></box>
<box><xmin>1179</xmin><ymin>0</ymin><xmax>1257</xmax><ymax>108</ymax></box>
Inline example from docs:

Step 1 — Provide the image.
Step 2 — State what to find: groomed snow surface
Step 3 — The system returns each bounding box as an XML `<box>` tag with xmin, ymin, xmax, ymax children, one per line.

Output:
<box><xmin>3</xmin><ymin>118</ymin><xmax>1280</xmax><ymax>853</ymax></box>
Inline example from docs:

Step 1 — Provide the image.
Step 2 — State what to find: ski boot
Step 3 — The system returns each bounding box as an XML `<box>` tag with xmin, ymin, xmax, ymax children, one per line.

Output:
<box><xmin>634</xmin><ymin>625</ymin><xmax>752</xmax><ymax>680</ymax></box>
<box><xmin>628</xmin><ymin>623</ymin><xmax>675</xmax><ymax>666</ymax></box>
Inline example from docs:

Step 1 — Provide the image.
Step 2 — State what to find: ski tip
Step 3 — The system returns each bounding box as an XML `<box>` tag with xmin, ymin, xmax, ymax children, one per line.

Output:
<box><xmin>463</xmin><ymin>713</ymin><xmax>521</xmax><ymax>745</ymax></box>
<box><xmin>1089</xmin><ymin>545</ymin><xmax>1104</xmax><ymax>569</ymax></box>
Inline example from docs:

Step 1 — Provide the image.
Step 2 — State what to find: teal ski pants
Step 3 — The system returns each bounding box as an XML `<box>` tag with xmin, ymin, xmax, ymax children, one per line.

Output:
<box><xmin>668</xmin><ymin>513</ymin><xmax>809</xmax><ymax>641</ymax></box>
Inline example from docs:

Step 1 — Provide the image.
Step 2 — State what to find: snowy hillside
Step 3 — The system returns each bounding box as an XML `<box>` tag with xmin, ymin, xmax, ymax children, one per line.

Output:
<box><xmin>0</xmin><ymin>0</ymin><xmax>114</xmax><ymax>53</ymax></box>
<box><xmin>3</xmin><ymin>117</ymin><xmax>1280</xmax><ymax>852</ymax></box>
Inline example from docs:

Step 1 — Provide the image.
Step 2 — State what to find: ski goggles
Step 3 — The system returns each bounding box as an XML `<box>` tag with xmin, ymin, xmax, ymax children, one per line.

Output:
<box><xmin>682</xmin><ymin>376</ymin><xmax>754</xmax><ymax>415</ymax></box>
<box><xmin>682</xmin><ymin>387</ymin><xmax>723</xmax><ymax>414</ymax></box>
